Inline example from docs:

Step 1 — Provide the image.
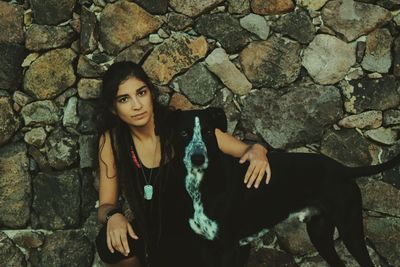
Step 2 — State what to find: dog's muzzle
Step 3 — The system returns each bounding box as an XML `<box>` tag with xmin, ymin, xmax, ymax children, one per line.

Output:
<box><xmin>191</xmin><ymin>153</ymin><xmax>205</xmax><ymax>167</ymax></box>
<box><xmin>183</xmin><ymin>117</ymin><xmax>209</xmax><ymax>170</ymax></box>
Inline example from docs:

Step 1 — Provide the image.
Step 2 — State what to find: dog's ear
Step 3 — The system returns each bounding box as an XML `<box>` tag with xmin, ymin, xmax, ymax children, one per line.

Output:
<box><xmin>156</xmin><ymin>108</ymin><xmax>182</xmax><ymax>136</ymax></box>
<box><xmin>206</xmin><ymin>107</ymin><xmax>227</xmax><ymax>132</ymax></box>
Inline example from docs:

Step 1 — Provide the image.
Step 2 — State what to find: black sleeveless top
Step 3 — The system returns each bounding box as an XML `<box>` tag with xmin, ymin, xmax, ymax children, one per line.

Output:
<box><xmin>129</xmin><ymin>135</ymin><xmax>195</xmax><ymax>258</ymax></box>
<box><xmin>129</xmin><ymin>137</ymin><xmax>161</xmax><ymax>244</ymax></box>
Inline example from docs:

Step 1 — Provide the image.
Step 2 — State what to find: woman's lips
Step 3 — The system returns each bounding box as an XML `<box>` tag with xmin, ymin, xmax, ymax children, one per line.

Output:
<box><xmin>132</xmin><ymin>112</ymin><xmax>146</xmax><ymax>118</ymax></box>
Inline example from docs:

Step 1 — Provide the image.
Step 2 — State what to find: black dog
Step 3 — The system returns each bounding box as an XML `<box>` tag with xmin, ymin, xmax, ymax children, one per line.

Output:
<box><xmin>169</xmin><ymin>107</ymin><xmax>400</xmax><ymax>267</ymax></box>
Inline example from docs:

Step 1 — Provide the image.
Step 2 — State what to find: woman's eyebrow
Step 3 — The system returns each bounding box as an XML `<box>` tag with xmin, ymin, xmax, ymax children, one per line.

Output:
<box><xmin>115</xmin><ymin>85</ymin><xmax>147</xmax><ymax>98</ymax></box>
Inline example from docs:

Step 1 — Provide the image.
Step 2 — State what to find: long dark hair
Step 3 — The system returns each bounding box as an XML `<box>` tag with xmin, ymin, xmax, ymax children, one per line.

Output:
<box><xmin>95</xmin><ymin>61</ymin><xmax>176</xmax><ymax>254</ymax></box>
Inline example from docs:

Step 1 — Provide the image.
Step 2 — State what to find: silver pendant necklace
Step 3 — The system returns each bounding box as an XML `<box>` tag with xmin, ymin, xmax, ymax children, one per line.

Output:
<box><xmin>130</xmin><ymin>136</ymin><xmax>158</xmax><ymax>200</ymax></box>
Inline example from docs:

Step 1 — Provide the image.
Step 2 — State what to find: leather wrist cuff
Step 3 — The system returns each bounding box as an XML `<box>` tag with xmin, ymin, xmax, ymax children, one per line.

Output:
<box><xmin>105</xmin><ymin>207</ymin><xmax>123</xmax><ymax>223</ymax></box>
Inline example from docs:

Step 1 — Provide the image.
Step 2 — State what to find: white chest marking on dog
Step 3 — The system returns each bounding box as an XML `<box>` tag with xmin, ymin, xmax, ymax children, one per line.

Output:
<box><xmin>287</xmin><ymin>207</ymin><xmax>320</xmax><ymax>222</ymax></box>
<box><xmin>184</xmin><ymin>117</ymin><xmax>218</xmax><ymax>240</ymax></box>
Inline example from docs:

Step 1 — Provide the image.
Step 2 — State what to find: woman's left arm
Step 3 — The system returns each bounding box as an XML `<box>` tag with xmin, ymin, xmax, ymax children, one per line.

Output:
<box><xmin>215</xmin><ymin>128</ymin><xmax>271</xmax><ymax>188</ymax></box>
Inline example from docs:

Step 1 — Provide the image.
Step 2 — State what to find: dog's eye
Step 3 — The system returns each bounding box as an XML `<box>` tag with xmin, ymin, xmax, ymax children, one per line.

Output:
<box><xmin>180</xmin><ymin>130</ymin><xmax>189</xmax><ymax>137</ymax></box>
<box><xmin>203</xmin><ymin>128</ymin><xmax>213</xmax><ymax>136</ymax></box>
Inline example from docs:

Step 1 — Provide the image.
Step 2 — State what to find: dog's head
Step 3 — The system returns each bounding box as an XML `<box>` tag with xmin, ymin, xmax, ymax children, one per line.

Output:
<box><xmin>166</xmin><ymin>107</ymin><xmax>227</xmax><ymax>240</ymax></box>
<box><xmin>168</xmin><ymin>107</ymin><xmax>227</xmax><ymax>171</ymax></box>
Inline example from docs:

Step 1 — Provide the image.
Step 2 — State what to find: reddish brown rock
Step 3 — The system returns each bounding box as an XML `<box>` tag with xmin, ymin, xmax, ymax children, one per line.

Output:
<box><xmin>251</xmin><ymin>0</ymin><xmax>295</xmax><ymax>15</ymax></box>
<box><xmin>169</xmin><ymin>93</ymin><xmax>195</xmax><ymax>110</ymax></box>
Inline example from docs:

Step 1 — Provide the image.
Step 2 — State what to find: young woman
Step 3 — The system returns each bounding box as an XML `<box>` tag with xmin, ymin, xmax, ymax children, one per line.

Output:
<box><xmin>95</xmin><ymin>61</ymin><xmax>271</xmax><ymax>267</ymax></box>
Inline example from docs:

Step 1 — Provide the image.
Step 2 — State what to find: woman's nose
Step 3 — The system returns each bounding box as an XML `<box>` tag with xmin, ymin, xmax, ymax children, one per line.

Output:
<box><xmin>131</xmin><ymin>97</ymin><xmax>142</xmax><ymax>109</ymax></box>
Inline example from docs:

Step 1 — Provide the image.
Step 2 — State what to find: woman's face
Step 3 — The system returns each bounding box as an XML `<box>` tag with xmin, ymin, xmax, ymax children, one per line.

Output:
<box><xmin>113</xmin><ymin>76</ymin><xmax>154</xmax><ymax>128</ymax></box>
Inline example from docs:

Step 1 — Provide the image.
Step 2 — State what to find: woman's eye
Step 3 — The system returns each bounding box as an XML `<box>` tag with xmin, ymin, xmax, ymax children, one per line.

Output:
<box><xmin>138</xmin><ymin>89</ymin><xmax>147</xmax><ymax>96</ymax></box>
<box><xmin>118</xmin><ymin>96</ymin><xmax>128</xmax><ymax>103</ymax></box>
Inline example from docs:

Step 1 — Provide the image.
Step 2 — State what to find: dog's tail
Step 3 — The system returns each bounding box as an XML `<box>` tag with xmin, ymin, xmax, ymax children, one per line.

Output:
<box><xmin>347</xmin><ymin>153</ymin><xmax>400</xmax><ymax>177</ymax></box>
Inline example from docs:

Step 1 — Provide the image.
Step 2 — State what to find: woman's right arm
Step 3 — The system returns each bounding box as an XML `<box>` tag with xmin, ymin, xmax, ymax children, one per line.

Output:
<box><xmin>98</xmin><ymin>131</ymin><xmax>138</xmax><ymax>256</ymax></box>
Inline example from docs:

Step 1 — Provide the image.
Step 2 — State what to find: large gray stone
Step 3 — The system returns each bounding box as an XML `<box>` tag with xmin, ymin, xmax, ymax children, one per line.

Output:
<box><xmin>194</xmin><ymin>13</ymin><xmax>253</xmax><ymax>54</ymax></box>
<box><xmin>0</xmin><ymin>142</ymin><xmax>31</xmax><ymax>228</ymax></box>
<box><xmin>30</xmin><ymin>230</ymin><xmax>93</xmax><ymax>267</ymax></box>
<box><xmin>21</xmin><ymin>100</ymin><xmax>60</xmax><ymax>126</ymax></box>
<box><xmin>345</xmin><ymin>75</ymin><xmax>400</xmax><ymax>113</ymax></box>
<box><xmin>272</xmin><ymin>8</ymin><xmax>315</xmax><ymax>44</ymax></box>
<box><xmin>302</xmin><ymin>34</ymin><xmax>356</xmax><ymax>85</ymax></box>
<box><xmin>23</xmin><ymin>49</ymin><xmax>77</xmax><ymax>100</ymax></box>
<box><xmin>0</xmin><ymin>2</ymin><xmax>24</xmax><ymax>44</ymax></box>
<box><xmin>320</xmin><ymin>128</ymin><xmax>378</xmax><ymax>167</ymax></box>
<box><xmin>171</xmin><ymin>63</ymin><xmax>222</xmax><ymax>105</ymax></box>
<box><xmin>240</xmin><ymin>37</ymin><xmax>302</xmax><ymax>88</ymax></box>
<box><xmin>0</xmin><ymin>43</ymin><xmax>27</xmax><ymax>91</ymax></box>
<box><xmin>30</xmin><ymin>0</ymin><xmax>76</xmax><ymax>25</ymax></box>
<box><xmin>99</xmin><ymin>0</ymin><xmax>162</xmax><ymax>55</ymax></box>
<box><xmin>31</xmin><ymin>169</ymin><xmax>80</xmax><ymax>229</ymax></box>
<box><xmin>358</xmin><ymin>177</ymin><xmax>400</xmax><ymax>217</ymax></box>
<box><xmin>241</xmin><ymin>84</ymin><xmax>343</xmax><ymax>149</ymax></box>
<box><xmin>25</xmin><ymin>24</ymin><xmax>76</xmax><ymax>51</ymax></box>
<box><xmin>321</xmin><ymin>0</ymin><xmax>392</xmax><ymax>41</ymax></box>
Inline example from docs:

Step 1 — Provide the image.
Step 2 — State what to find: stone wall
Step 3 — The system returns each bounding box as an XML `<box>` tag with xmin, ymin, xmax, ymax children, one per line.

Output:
<box><xmin>0</xmin><ymin>0</ymin><xmax>399</xmax><ymax>266</ymax></box>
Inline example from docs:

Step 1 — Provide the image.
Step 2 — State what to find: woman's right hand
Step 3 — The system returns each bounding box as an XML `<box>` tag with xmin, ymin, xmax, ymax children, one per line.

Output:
<box><xmin>106</xmin><ymin>213</ymin><xmax>139</xmax><ymax>256</ymax></box>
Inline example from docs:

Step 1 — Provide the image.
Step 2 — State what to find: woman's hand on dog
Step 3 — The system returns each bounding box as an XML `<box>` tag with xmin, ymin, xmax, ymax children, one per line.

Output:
<box><xmin>106</xmin><ymin>213</ymin><xmax>138</xmax><ymax>256</ymax></box>
<box><xmin>239</xmin><ymin>143</ymin><xmax>271</xmax><ymax>188</ymax></box>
